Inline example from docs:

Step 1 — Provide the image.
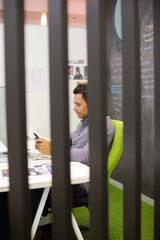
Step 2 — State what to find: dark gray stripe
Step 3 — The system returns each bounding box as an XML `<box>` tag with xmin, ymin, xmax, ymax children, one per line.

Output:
<box><xmin>48</xmin><ymin>0</ymin><xmax>71</xmax><ymax>239</ymax></box>
<box><xmin>122</xmin><ymin>0</ymin><xmax>141</xmax><ymax>239</ymax></box>
<box><xmin>4</xmin><ymin>0</ymin><xmax>30</xmax><ymax>239</ymax></box>
<box><xmin>87</xmin><ymin>0</ymin><xmax>108</xmax><ymax>239</ymax></box>
<box><xmin>153</xmin><ymin>0</ymin><xmax>160</xmax><ymax>239</ymax></box>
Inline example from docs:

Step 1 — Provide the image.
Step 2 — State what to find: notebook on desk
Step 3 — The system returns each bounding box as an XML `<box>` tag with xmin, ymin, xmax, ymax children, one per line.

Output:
<box><xmin>28</xmin><ymin>151</ymin><xmax>51</xmax><ymax>161</ymax></box>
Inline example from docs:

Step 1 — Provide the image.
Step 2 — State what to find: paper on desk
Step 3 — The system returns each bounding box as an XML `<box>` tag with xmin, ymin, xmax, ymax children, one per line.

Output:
<box><xmin>28</xmin><ymin>164</ymin><xmax>50</xmax><ymax>177</ymax></box>
<box><xmin>0</xmin><ymin>142</ymin><xmax>8</xmax><ymax>152</ymax></box>
<box><xmin>70</xmin><ymin>162</ymin><xmax>90</xmax><ymax>180</ymax></box>
<box><xmin>28</xmin><ymin>163</ymin><xmax>52</xmax><ymax>185</ymax></box>
<box><xmin>0</xmin><ymin>155</ymin><xmax>8</xmax><ymax>164</ymax></box>
<box><xmin>0</xmin><ymin>164</ymin><xmax>52</xmax><ymax>181</ymax></box>
<box><xmin>0</xmin><ymin>168</ymin><xmax>9</xmax><ymax>186</ymax></box>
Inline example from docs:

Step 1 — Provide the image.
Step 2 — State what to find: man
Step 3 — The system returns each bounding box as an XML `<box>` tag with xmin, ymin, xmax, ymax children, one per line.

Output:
<box><xmin>73</xmin><ymin>66</ymin><xmax>83</xmax><ymax>80</ymax></box>
<box><xmin>35</xmin><ymin>84</ymin><xmax>115</xmax><ymax>198</ymax></box>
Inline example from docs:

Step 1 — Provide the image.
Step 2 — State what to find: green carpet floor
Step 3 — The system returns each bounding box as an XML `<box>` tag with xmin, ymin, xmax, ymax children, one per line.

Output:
<box><xmin>72</xmin><ymin>183</ymin><xmax>154</xmax><ymax>240</ymax></box>
<box><xmin>41</xmin><ymin>183</ymin><xmax>154</xmax><ymax>239</ymax></box>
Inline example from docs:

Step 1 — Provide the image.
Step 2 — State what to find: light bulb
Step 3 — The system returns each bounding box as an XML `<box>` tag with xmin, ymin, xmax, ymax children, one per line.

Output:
<box><xmin>40</xmin><ymin>11</ymin><xmax>47</xmax><ymax>26</ymax></box>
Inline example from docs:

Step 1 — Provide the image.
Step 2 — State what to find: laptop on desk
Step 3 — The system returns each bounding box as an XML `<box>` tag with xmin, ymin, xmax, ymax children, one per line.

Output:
<box><xmin>0</xmin><ymin>141</ymin><xmax>50</xmax><ymax>162</ymax></box>
<box><xmin>0</xmin><ymin>137</ymin><xmax>50</xmax><ymax>162</ymax></box>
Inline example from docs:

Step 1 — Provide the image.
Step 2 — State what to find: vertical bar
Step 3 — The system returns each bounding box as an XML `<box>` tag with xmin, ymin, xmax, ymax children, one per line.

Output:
<box><xmin>87</xmin><ymin>0</ymin><xmax>108</xmax><ymax>239</ymax></box>
<box><xmin>153</xmin><ymin>1</ymin><xmax>160</xmax><ymax>239</ymax></box>
<box><xmin>122</xmin><ymin>0</ymin><xmax>141</xmax><ymax>239</ymax></box>
<box><xmin>48</xmin><ymin>0</ymin><xmax>71</xmax><ymax>239</ymax></box>
<box><xmin>4</xmin><ymin>0</ymin><xmax>30</xmax><ymax>240</ymax></box>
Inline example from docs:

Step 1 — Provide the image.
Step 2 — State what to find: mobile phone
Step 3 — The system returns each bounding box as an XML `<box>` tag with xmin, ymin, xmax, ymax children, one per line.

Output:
<box><xmin>33</xmin><ymin>132</ymin><xmax>39</xmax><ymax>139</ymax></box>
<box><xmin>33</xmin><ymin>132</ymin><xmax>42</xmax><ymax>143</ymax></box>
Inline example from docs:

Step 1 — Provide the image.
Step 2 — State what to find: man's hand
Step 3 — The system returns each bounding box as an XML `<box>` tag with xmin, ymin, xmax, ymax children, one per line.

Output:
<box><xmin>35</xmin><ymin>138</ymin><xmax>51</xmax><ymax>156</ymax></box>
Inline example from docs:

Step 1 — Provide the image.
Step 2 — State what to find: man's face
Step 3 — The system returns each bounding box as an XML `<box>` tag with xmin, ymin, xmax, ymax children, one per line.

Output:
<box><xmin>73</xmin><ymin>93</ymin><xmax>88</xmax><ymax>119</ymax></box>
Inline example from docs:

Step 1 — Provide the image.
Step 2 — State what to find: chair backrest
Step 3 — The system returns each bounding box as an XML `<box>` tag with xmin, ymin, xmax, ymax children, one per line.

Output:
<box><xmin>107</xmin><ymin>119</ymin><xmax>123</xmax><ymax>181</ymax></box>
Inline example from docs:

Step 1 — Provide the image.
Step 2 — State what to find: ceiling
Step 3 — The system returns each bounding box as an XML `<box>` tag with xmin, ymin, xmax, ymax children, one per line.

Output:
<box><xmin>0</xmin><ymin>0</ymin><xmax>87</xmax><ymax>27</ymax></box>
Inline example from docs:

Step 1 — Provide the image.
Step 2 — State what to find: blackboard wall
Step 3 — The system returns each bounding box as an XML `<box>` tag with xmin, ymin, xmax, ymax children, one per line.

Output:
<box><xmin>107</xmin><ymin>0</ymin><xmax>154</xmax><ymax>198</ymax></box>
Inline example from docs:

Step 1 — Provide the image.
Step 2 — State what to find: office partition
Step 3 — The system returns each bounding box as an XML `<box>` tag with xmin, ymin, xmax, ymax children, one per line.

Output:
<box><xmin>87</xmin><ymin>0</ymin><xmax>108</xmax><ymax>239</ymax></box>
<box><xmin>48</xmin><ymin>0</ymin><xmax>72</xmax><ymax>239</ymax></box>
<box><xmin>153</xmin><ymin>0</ymin><xmax>160</xmax><ymax>239</ymax></box>
<box><xmin>4</xmin><ymin>0</ymin><xmax>31</xmax><ymax>239</ymax></box>
<box><xmin>122</xmin><ymin>0</ymin><xmax>141</xmax><ymax>239</ymax></box>
<box><xmin>2</xmin><ymin>0</ymin><xmax>160</xmax><ymax>239</ymax></box>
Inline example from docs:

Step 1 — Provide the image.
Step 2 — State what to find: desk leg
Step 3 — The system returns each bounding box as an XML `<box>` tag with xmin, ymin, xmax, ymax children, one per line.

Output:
<box><xmin>71</xmin><ymin>212</ymin><xmax>84</xmax><ymax>240</ymax></box>
<box><xmin>31</xmin><ymin>187</ymin><xmax>50</xmax><ymax>240</ymax></box>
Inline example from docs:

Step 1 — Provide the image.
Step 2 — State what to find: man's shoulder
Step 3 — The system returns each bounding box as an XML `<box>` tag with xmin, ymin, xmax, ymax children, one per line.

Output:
<box><xmin>106</xmin><ymin>115</ymin><xmax>111</xmax><ymax>121</ymax></box>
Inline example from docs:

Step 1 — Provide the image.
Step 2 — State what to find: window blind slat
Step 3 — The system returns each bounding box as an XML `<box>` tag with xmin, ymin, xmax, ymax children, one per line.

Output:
<box><xmin>122</xmin><ymin>0</ymin><xmax>141</xmax><ymax>239</ymax></box>
<box><xmin>153</xmin><ymin>1</ymin><xmax>160</xmax><ymax>239</ymax></box>
<box><xmin>49</xmin><ymin>0</ymin><xmax>71</xmax><ymax>239</ymax></box>
<box><xmin>87</xmin><ymin>0</ymin><xmax>108</xmax><ymax>239</ymax></box>
<box><xmin>4</xmin><ymin>0</ymin><xmax>30</xmax><ymax>239</ymax></box>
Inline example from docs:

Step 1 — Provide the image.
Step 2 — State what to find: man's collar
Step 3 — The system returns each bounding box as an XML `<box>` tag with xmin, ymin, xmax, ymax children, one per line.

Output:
<box><xmin>81</xmin><ymin>117</ymin><xmax>89</xmax><ymax>126</ymax></box>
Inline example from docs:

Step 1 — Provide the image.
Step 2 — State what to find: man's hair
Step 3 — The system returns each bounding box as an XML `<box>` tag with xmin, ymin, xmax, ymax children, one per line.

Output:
<box><xmin>73</xmin><ymin>84</ymin><xmax>88</xmax><ymax>103</ymax></box>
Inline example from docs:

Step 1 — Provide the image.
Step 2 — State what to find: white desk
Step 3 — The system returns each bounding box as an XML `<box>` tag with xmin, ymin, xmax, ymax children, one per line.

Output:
<box><xmin>0</xmin><ymin>142</ymin><xmax>8</xmax><ymax>153</ymax></box>
<box><xmin>0</xmin><ymin>155</ymin><xmax>90</xmax><ymax>240</ymax></box>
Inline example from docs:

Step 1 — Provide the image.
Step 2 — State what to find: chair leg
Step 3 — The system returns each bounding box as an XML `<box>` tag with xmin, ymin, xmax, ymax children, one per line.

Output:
<box><xmin>71</xmin><ymin>212</ymin><xmax>84</xmax><ymax>240</ymax></box>
<box><xmin>79</xmin><ymin>225</ymin><xmax>89</xmax><ymax>231</ymax></box>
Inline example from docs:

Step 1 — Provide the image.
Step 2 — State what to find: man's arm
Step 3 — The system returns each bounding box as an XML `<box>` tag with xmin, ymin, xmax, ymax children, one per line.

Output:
<box><xmin>106</xmin><ymin>116</ymin><xmax>115</xmax><ymax>145</ymax></box>
<box><xmin>35</xmin><ymin>117</ymin><xmax>114</xmax><ymax>163</ymax></box>
<box><xmin>106</xmin><ymin>116</ymin><xmax>115</xmax><ymax>154</ymax></box>
<box><xmin>70</xmin><ymin>142</ymin><xmax>89</xmax><ymax>165</ymax></box>
<box><xmin>34</xmin><ymin>137</ymin><xmax>89</xmax><ymax>165</ymax></box>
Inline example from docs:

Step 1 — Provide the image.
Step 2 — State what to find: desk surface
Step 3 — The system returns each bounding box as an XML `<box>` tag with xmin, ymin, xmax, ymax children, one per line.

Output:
<box><xmin>0</xmin><ymin>159</ymin><xmax>90</xmax><ymax>192</ymax></box>
<box><xmin>0</xmin><ymin>140</ymin><xmax>90</xmax><ymax>192</ymax></box>
<box><xmin>0</xmin><ymin>142</ymin><xmax>8</xmax><ymax>152</ymax></box>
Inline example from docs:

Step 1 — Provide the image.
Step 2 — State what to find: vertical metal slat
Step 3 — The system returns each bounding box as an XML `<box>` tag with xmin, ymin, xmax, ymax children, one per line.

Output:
<box><xmin>48</xmin><ymin>0</ymin><xmax>71</xmax><ymax>239</ymax></box>
<box><xmin>153</xmin><ymin>0</ymin><xmax>160</xmax><ymax>239</ymax></box>
<box><xmin>122</xmin><ymin>0</ymin><xmax>141</xmax><ymax>239</ymax></box>
<box><xmin>87</xmin><ymin>0</ymin><xmax>108</xmax><ymax>239</ymax></box>
<box><xmin>4</xmin><ymin>0</ymin><xmax>30</xmax><ymax>239</ymax></box>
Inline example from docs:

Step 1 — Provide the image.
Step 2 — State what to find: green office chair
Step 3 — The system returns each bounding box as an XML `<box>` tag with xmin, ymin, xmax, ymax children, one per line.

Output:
<box><xmin>72</xmin><ymin>119</ymin><xmax>123</xmax><ymax>234</ymax></box>
<box><xmin>107</xmin><ymin>119</ymin><xmax>123</xmax><ymax>181</ymax></box>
